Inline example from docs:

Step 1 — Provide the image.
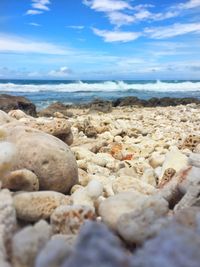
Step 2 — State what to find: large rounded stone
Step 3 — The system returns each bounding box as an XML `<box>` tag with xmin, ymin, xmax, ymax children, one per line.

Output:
<box><xmin>2</xmin><ymin>123</ymin><xmax>78</xmax><ymax>193</ymax></box>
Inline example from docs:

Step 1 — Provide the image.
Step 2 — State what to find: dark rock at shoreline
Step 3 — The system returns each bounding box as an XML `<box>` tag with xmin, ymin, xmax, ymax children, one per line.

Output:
<box><xmin>89</xmin><ymin>99</ymin><xmax>113</xmax><ymax>113</ymax></box>
<box><xmin>113</xmin><ymin>97</ymin><xmax>145</xmax><ymax>107</ymax></box>
<box><xmin>38</xmin><ymin>96</ymin><xmax>200</xmax><ymax>117</ymax></box>
<box><xmin>145</xmin><ymin>97</ymin><xmax>200</xmax><ymax>107</ymax></box>
<box><xmin>113</xmin><ymin>96</ymin><xmax>200</xmax><ymax>107</ymax></box>
<box><xmin>0</xmin><ymin>94</ymin><xmax>36</xmax><ymax>116</ymax></box>
<box><xmin>38</xmin><ymin>102</ymin><xmax>73</xmax><ymax>117</ymax></box>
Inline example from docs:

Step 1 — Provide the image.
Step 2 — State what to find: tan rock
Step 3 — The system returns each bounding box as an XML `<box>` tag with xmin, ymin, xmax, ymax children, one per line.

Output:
<box><xmin>98</xmin><ymin>191</ymin><xmax>148</xmax><ymax>230</ymax></box>
<box><xmin>0</xmin><ymin>189</ymin><xmax>17</xmax><ymax>257</ymax></box>
<box><xmin>13</xmin><ymin>191</ymin><xmax>71</xmax><ymax>222</ymax></box>
<box><xmin>2</xmin><ymin>169</ymin><xmax>39</xmax><ymax>191</ymax></box>
<box><xmin>87</xmin><ymin>174</ymin><xmax>115</xmax><ymax>197</ymax></box>
<box><xmin>112</xmin><ymin>176</ymin><xmax>156</xmax><ymax>195</ymax></box>
<box><xmin>2</xmin><ymin>124</ymin><xmax>78</xmax><ymax>193</ymax></box>
<box><xmin>78</xmin><ymin>168</ymin><xmax>90</xmax><ymax>186</ymax></box>
<box><xmin>51</xmin><ymin>205</ymin><xmax>95</xmax><ymax>235</ymax></box>
<box><xmin>87</xmin><ymin>163</ymin><xmax>111</xmax><ymax>176</ymax></box>
<box><xmin>149</xmin><ymin>152</ymin><xmax>165</xmax><ymax>168</ymax></box>
<box><xmin>8</xmin><ymin>109</ymin><xmax>31</xmax><ymax>120</ymax></box>
<box><xmin>0</xmin><ymin>111</ymin><xmax>14</xmax><ymax>124</ymax></box>
<box><xmin>71</xmin><ymin>147</ymin><xmax>94</xmax><ymax>160</ymax></box>
<box><xmin>71</xmin><ymin>180</ymin><xmax>103</xmax><ymax>209</ymax></box>
<box><xmin>117</xmin><ymin>196</ymin><xmax>169</xmax><ymax>244</ymax></box>
<box><xmin>180</xmin><ymin>134</ymin><xmax>200</xmax><ymax>151</ymax></box>
<box><xmin>22</xmin><ymin>117</ymin><xmax>73</xmax><ymax>145</ymax></box>
<box><xmin>86</xmin><ymin>179</ymin><xmax>102</xmax><ymax>196</ymax></box>
<box><xmin>141</xmin><ymin>168</ymin><xmax>157</xmax><ymax>186</ymax></box>
<box><xmin>159</xmin><ymin>147</ymin><xmax>188</xmax><ymax>182</ymax></box>
<box><xmin>0</xmin><ymin>141</ymin><xmax>16</xmax><ymax>177</ymax></box>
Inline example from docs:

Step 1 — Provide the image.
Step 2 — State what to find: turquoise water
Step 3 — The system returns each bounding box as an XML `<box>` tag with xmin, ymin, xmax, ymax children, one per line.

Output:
<box><xmin>0</xmin><ymin>79</ymin><xmax>200</xmax><ymax>109</ymax></box>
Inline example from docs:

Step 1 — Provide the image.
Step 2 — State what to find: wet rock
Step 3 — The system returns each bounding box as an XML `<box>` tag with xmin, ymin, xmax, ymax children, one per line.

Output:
<box><xmin>0</xmin><ymin>94</ymin><xmax>36</xmax><ymax>116</ymax></box>
<box><xmin>113</xmin><ymin>96</ymin><xmax>145</xmax><ymax>107</ymax></box>
<box><xmin>89</xmin><ymin>99</ymin><xmax>112</xmax><ymax>113</ymax></box>
<box><xmin>38</xmin><ymin>102</ymin><xmax>72</xmax><ymax>117</ymax></box>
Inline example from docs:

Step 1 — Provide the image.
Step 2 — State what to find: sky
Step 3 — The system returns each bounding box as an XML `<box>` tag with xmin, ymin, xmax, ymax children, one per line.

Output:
<box><xmin>0</xmin><ymin>0</ymin><xmax>200</xmax><ymax>80</ymax></box>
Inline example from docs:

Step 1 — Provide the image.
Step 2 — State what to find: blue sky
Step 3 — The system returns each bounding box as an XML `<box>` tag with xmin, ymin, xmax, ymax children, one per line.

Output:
<box><xmin>0</xmin><ymin>0</ymin><xmax>200</xmax><ymax>80</ymax></box>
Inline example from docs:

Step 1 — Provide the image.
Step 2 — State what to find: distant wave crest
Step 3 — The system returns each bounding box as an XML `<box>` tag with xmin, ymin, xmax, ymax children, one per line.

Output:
<box><xmin>0</xmin><ymin>80</ymin><xmax>200</xmax><ymax>93</ymax></box>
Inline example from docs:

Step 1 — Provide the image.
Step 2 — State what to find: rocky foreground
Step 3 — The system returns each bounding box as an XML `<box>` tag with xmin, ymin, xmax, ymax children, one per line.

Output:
<box><xmin>0</xmin><ymin>98</ymin><xmax>200</xmax><ymax>267</ymax></box>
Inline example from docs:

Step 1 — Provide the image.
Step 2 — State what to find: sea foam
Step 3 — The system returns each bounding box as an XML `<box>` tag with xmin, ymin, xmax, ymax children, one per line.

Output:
<box><xmin>0</xmin><ymin>80</ymin><xmax>200</xmax><ymax>93</ymax></box>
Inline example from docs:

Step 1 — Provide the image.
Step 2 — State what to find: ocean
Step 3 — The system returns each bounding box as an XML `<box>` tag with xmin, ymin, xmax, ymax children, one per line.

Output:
<box><xmin>0</xmin><ymin>79</ymin><xmax>200</xmax><ymax>109</ymax></box>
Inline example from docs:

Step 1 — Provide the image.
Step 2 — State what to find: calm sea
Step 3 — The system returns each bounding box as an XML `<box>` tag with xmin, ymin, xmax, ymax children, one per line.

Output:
<box><xmin>0</xmin><ymin>79</ymin><xmax>200</xmax><ymax>109</ymax></box>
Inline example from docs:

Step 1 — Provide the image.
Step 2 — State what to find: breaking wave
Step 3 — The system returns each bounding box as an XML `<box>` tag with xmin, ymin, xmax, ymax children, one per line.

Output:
<box><xmin>0</xmin><ymin>80</ymin><xmax>200</xmax><ymax>93</ymax></box>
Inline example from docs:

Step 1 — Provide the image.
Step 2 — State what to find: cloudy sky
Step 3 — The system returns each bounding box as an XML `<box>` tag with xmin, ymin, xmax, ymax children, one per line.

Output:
<box><xmin>0</xmin><ymin>0</ymin><xmax>200</xmax><ymax>79</ymax></box>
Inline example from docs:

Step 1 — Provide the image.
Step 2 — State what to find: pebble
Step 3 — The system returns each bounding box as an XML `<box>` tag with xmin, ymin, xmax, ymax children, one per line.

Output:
<box><xmin>13</xmin><ymin>191</ymin><xmax>71</xmax><ymax>222</ymax></box>
<box><xmin>51</xmin><ymin>204</ymin><xmax>96</xmax><ymax>234</ymax></box>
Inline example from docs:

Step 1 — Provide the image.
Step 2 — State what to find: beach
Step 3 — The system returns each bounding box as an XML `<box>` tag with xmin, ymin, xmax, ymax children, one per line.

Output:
<box><xmin>2</xmin><ymin>0</ymin><xmax>200</xmax><ymax>265</ymax></box>
<box><xmin>0</xmin><ymin>94</ymin><xmax>200</xmax><ymax>266</ymax></box>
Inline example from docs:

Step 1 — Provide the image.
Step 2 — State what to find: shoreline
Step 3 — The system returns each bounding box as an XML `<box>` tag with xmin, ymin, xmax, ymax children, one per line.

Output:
<box><xmin>39</xmin><ymin>96</ymin><xmax>200</xmax><ymax>116</ymax></box>
<box><xmin>1</xmin><ymin>93</ymin><xmax>200</xmax><ymax>116</ymax></box>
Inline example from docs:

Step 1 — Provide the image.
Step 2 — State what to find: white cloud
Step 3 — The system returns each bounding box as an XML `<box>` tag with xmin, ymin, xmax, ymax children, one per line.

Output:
<box><xmin>83</xmin><ymin>0</ymin><xmax>180</xmax><ymax>27</ymax></box>
<box><xmin>92</xmin><ymin>28</ymin><xmax>141</xmax><ymax>42</ymax></box>
<box><xmin>26</xmin><ymin>9</ymin><xmax>43</xmax><ymax>15</ymax></box>
<box><xmin>48</xmin><ymin>66</ymin><xmax>72</xmax><ymax>77</ymax></box>
<box><xmin>133</xmin><ymin>4</ymin><xmax>155</xmax><ymax>11</ymax></box>
<box><xmin>29</xmin><ymin>22</ymin><xmax>41</xmax><ymax>26</ymax></box>
<box><xmin>67</xmin><ymin>25</ymin><xmax>85</xmax><ymax>30</ymax></box>
<box><xmin>0</xmin><ymin>34</ymin><xmax>69</xmax><ymax>55</ymax></box>
<box><xmin>107</xmin><ymin>12</ymin><xmax>134</xmax><ymax>26</ymax></box>
<box><xmin>176</xmin><ymin>0</ymin><xmax>200</xmax><ymax>9</ymax></box>
<box><xmin>83</xmin><ymin>0</ymin><xmax>132</xmax><ymax>12</ymax></box>
<box><xmin>32</xmin><ymin>0</ymin><xmax>50</xmax><ymax>11</ymax></box>
<box><xmin>26</xmin><ymin>0</ymin><xmax>50</xmax><ymax>15</ymax></box>
<box><xmin>145</xmin><ymin>22</ymin><xmax>200</xmax><ymax>39</ymax></box>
